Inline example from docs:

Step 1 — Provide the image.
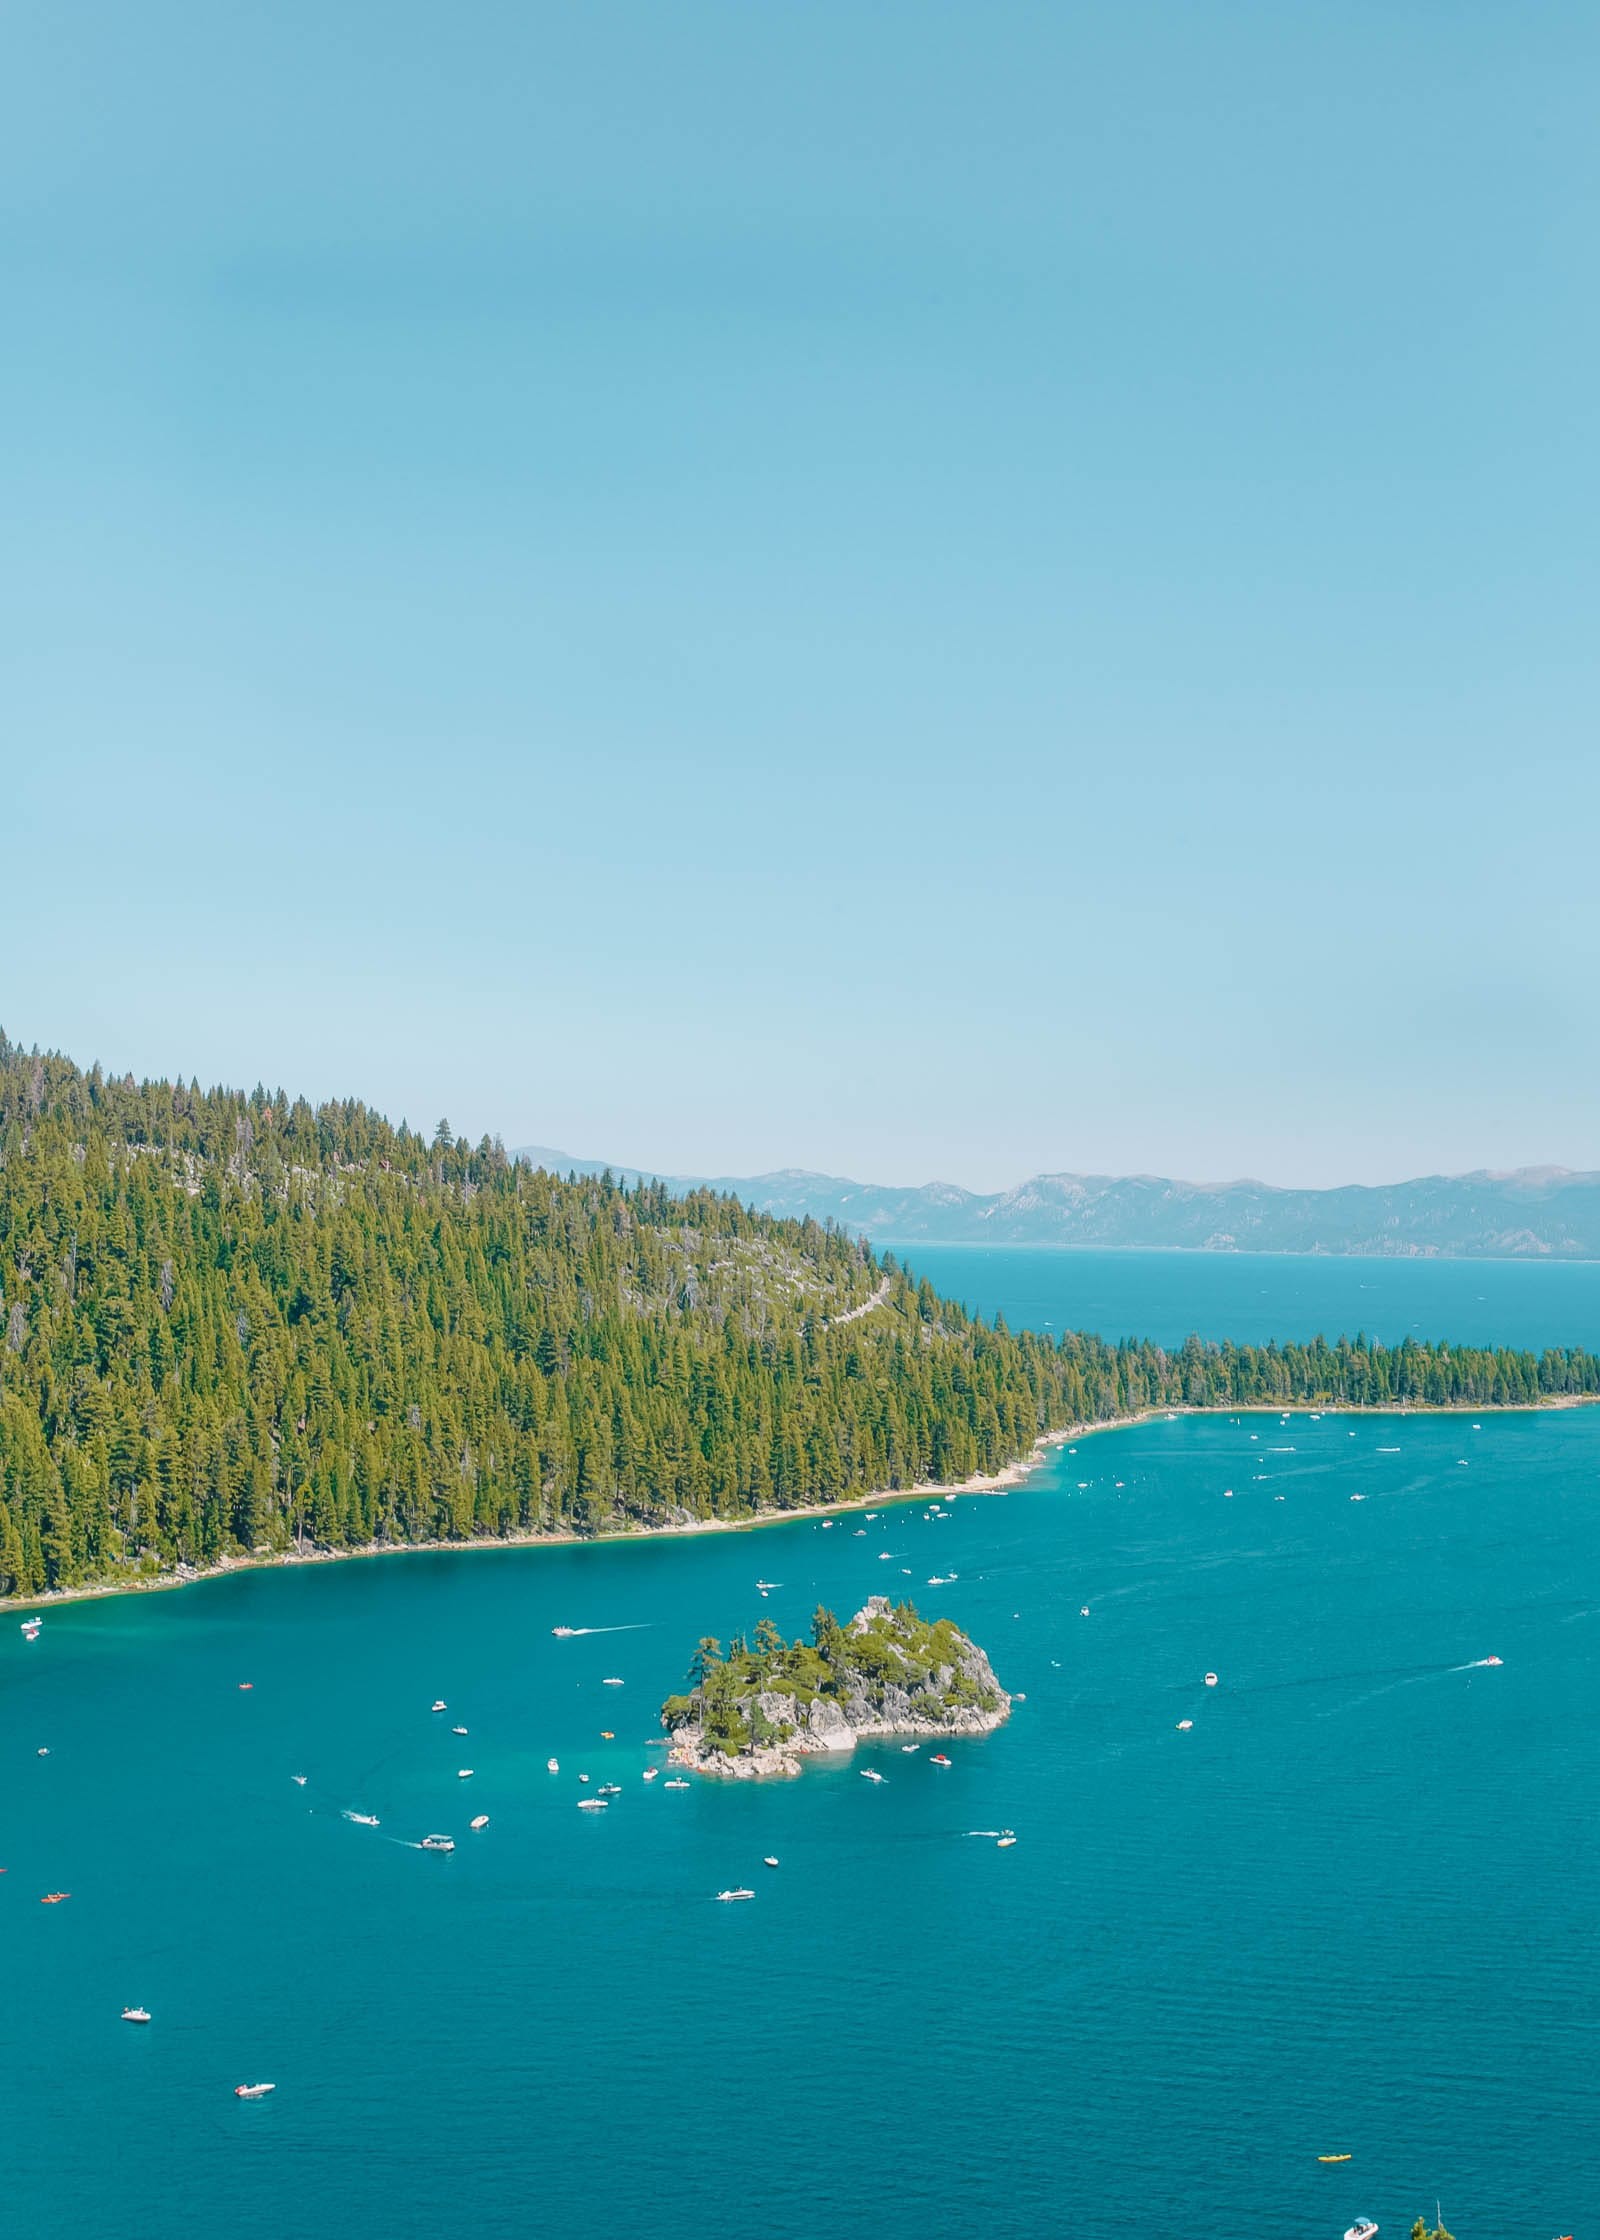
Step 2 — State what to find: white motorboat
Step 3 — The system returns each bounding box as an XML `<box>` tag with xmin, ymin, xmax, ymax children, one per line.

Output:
<box><xmin>469</xmin><ymin>1814</ymin><xmax>489</xmax><ymax>1831</ymax></box>
<box><xmin>234</xmin><ymin>2083</ymin><xmax>275</xmax><ymax>2099</ymax></box>
<box><xmin>456</xmin><ymin>1768</ymin><xmax>474</xmax><ymax>1779</ymax></box>
<box><xmin>551</xmin><ymin>1626</ymin><xmax>577</xmax><ymax>1638</ymax></box>
<box><xmin>763</xmin><ymin>1856</ymin><xmax>779</xmax><ymax>1868</ymax></box>
<box><xmin>420</xmin><ymin>1833</ymin><xmax>455</xmax><ymax>1852</ymax></box>
<box><xmin>664</xmin><ymin>1777</ymin><xmax>690</xmax><ymax>1789</ymax></box>
<box><xmin>451</xmin><ymin>1725</ymin><xmax>468</xmax><ymax>1736</ymax></box>
<box><xmin>576</xmin><ymin>1797</ymin><xmax>608</xmax><ymax>1811</ymax></box>
<box><xmin>602</xmin><ymin>1677</ymin><xmax>624</xmax><ymax>1687</ymax></box>
<box><xmin>860</xmin><ymin>1769</ymin><xmax>886</xmax><ymax>1784</ymax></box>
<box><xmin>430</xmin><ymin>1700</ymin><xmax>447</xmax><ymax>1713</ymax></box>
<box><xmin>716</xmin><ymin>1888</ymin><xmax>754</xmax><ymax>1902</ymax></box>
<box><xmin>122</xmin><ymin>2006</ymin><xmax>151</xmax><ymax>2024</ymax></box>
<box><xmin>342</xmin><ymin>1810</ymin><xmax>380</xmax><ymax>1827</ymax></box>
<box><xmin>546</xmin><ymin>1758</ymin><xmax>559</xmax><ymax>1773</ymax></box>
<box><xmin>642</xmin><ymin>1768</ymin><xmax>659</xmax><ymax>1781</ymax></box>
<box><xmin>291</xmin><ymin>1774</ymin><xmax>307</xmax><ymax>1785</ymax></box>
<box><xmin>1342</xmin><ymin>2223</ymin><xmax>1378</xmax><ymax>2240</ymax></box>
<box><xmin>1203</xmin><ymin>1672</ymin><xmax>1218</xmax><ymax>1688</ymax></box>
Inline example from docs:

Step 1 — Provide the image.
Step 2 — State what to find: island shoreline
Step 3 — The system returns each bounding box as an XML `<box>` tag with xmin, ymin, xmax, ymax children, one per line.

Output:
<box><xmin>5</xmin><ymin>1394</ymin><xmax>1595</xmax><ymax>1618</ymax></box>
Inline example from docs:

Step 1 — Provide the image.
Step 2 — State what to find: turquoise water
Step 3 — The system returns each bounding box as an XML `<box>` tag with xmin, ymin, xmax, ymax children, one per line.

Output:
<box><xmin>893</xmin><ymin>1242</ymin><xmax>1600</xmax><ymax>1351</ymax></box>
<box><xmin>4</xmin><ymin>1409</ymin><xmax>1595</xmax><ymax>2237</ymax></box>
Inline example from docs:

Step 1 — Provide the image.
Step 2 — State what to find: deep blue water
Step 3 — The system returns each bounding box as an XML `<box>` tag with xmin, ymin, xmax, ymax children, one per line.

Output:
<box><xmin>4</xmin><ymin>1409</ymin><xmax>1595</xmax><ymax>2238</ymax></box>
<box><xmin>891</xmin><ymin>1241</ymin><xmax>1600</xmax><ymax>1352</ymax></box>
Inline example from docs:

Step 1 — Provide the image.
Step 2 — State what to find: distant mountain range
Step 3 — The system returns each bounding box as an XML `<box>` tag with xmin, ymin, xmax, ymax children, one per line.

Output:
<box><xmin>513</xmin><ymin>1149</ymin><xmax>1600</xmax><ymax>1261</ymax></box>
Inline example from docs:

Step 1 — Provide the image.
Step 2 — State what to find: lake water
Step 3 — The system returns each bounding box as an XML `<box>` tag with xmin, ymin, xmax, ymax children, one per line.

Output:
<box><xmin>4</xmin><ymin>1408</ymin><xmax>1595</xmax><ymax>2238</ymax></box>
<box><xmin>891</xmin><ymin>1242</ymin><xmax>1600</xmax><ymax>1352</ymax></box>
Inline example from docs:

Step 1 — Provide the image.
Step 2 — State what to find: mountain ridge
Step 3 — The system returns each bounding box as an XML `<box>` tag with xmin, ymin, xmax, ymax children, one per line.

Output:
<box><xmin>513</xmin><ymin>1149</ymin><xmax>1600</xmax><ymax>1260</ymax></box>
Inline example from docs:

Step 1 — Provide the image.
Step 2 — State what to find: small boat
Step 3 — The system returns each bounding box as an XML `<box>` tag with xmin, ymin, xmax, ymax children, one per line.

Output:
<box><xmin>551</xmin><ymin>1626</ymin><xmax>577</xmax><ymax>1638</ymax></box>
<box><xmin>234</xmin><ymin>2083</ymin><xmax>276</xmax><ymax>2100</ymax></box>
<box><xmin>469</xmin><ymin>1814</ymin><xmax>489</xmax><ymax>1831</ymax></box>
<box><xmin>996</xmin><ymin>1834</ymin><xmax>1017</xmax><ymax>1849</ymax></box>
<box><xmin>664</xmin><ymin>1777</ymin><xmax>690</xmax><ymax>1789</ymax></box>
<box><xmin>291</xmin><ymin>1774</ymin><xmax>307</xmax><ymax>1786</ymax></box>
<box><xmin>1176</xmin><ymin>1720</ymin><xmax>1193</xmax><ymax>1731</ymax></box>
<box><xmin>36</xmin><ymin>1747</ymin><xmax>49</xmax><ymax>1757</ymax></box>
<box><xmin>900</xmin><ymin>1744</ymin><xmax>920</xmax><ymax>1753</ymax></box>
<box><xmin>763</xmin><ymin>1856</ymin><xmax>779</xmax><ymax>1868</ymax></box>
<box><xmin>1342</xmin><ymin>2222</ymin><xmax>1378</xmax><ymax>2240</ymax></box>
<box><xmin>930</xmin><ymin>1754</ymin><xmax>951</xmax><ymax>1766</ymax></box>
<box><xmin>431</xmin><ymin>1700</ymin><xmax>447</xmax><ymax>1713</ymax></box>
<box><xmin>451</xmin><ymin>1725</ymin><xmax>468</xmax><ymax>1736</ymax></box>
<box><xmin>578</xmin><ymin>1772</ymin><xmax>590</xmax><ymax>1783</ymax></box>
<box><xmin>599</xmin><ymin>1730</ymin><xmax>615</xmax><ymax>1740</ymax></box>
<box><xmin>420</xmin><ymin>1833</ymin><xmax>455</xmax><ymax>1852</ymax></box>
<box><xmin>238</xmin><ymin>1682</ymin><xmax>253</xmax><ymax>1691</ymax></box>
<box><xmin>1080</xmin><ymin>1606</ymin><xmax>1090</xmax><ymax>1617</ymax></box>
<box><xmin>642</xmin><ymin>1767</ymin><xmax>659</xmax><ymax>1782</ymax></box>
<box><xmin>576</xmin><ymin>1798</ymin><xmax>608</xmax><ymax>1811</ymax></box>
<box><xmin>597</xmin><ymin>1782</ymin><xmax>622</xmax><ymax>1796</ymax></box>
<box><xmin>860</xmin><ymin>1768</ymin><xmax>885</xmax><ymax>1783</ymax></box>
<box><xmin>40</xmin><ymin>1892</ymin><xmax>71</xmax><ymax>1904</ymax></box>
<box><xmin>546</xmin><ymin>1758</ymin><xmax>559</xmax><ymax>1773</ymax></box>
<box><xmin>1317</xmin><ymin>2153</ymin><xmax>1353</xmax><ymax>2163</ymax></box>
<box><xmin>716</xmin><ymin>1888</ymin><xmax>755</xmax><ymax>1902</ymax></box>
<box><xmin>122</xmin><ymin>2007</ymin><xmax>151</xmax><ymax>2024</ymax></box>
<box><xmin>456</xmin><ymin>1768</ymin><xmax>474</xmax><ymax>1779</ymax></box>
<box><xmin>602</xmin><ymin>1678</ymin><xmax>624</xmax><ymax>1687</ymax></box>
<box><xmin>1483</xmin><ymin>1655</ymin><xmax>1503</xmax><ymax>1667</ymax></box>
<box><xmin>342</xmin><ymin>1810</ymin><xmax>380</xmax><ymax>1827</ymax></box>
<box><xmin>1203</xmin><ymin>1672</ymin><xmax>1219</xmax><ymax>1688</ymax></box>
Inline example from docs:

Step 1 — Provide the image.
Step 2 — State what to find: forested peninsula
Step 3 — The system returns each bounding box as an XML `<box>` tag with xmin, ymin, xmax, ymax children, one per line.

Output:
<box><xmin>3</xmin><ymin>1033</ymin><xmax>1599</xmax><ymax>1604</ymax></box>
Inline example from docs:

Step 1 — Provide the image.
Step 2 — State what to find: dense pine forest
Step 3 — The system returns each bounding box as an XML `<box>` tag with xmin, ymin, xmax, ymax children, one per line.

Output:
<box><xmin>2</xmin><ymin>1033</ymin><xmax>1598</xmax><ymax>1602</ymax></box>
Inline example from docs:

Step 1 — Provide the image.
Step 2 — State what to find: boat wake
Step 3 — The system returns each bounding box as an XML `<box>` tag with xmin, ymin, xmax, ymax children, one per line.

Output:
<box><xmin>556</xmin><ymin>1624</ymin><xmax>651</xmax><ymax>1637</ymax></box>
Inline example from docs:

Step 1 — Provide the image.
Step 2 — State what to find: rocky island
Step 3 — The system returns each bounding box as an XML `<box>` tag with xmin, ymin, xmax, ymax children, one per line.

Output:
<box><xmin>660</xmin><ymin>1597</ymin><xmax>1011</xmax><ymax>1778</ymax></box>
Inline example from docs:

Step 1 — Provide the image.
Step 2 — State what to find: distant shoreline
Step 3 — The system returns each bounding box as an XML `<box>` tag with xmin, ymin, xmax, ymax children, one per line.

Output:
<box><xmin>6</xmin><ymin>1395</ymin><xmax>1595</xmax><ymax>1620</ymax></box>
<box><xmin>882</xmin><ymin>1239</ymin><xmax>1600</xmax><ymax>1267</ymax></box>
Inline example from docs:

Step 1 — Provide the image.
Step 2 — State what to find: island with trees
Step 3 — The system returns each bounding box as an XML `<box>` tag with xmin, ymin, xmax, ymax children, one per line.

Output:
<box><xmin>660</xmin><ymin>1596</ymin><xmax>1010</xmax><ymax>1777</ymax></box>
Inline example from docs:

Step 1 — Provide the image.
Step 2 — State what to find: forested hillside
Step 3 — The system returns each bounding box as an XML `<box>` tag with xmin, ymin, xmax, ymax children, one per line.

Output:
<box><xmin>3</xmin><ymin>1035</ymin><xmax>1598</xmax><ymax>1602</ymax></box>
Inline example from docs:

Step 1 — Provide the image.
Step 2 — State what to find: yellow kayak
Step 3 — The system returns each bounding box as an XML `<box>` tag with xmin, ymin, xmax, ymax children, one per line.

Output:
<box><xmin>1317</xmin><ymin>2154</ymin><xmax>1353</xmax><ymax>2164</ymax></box>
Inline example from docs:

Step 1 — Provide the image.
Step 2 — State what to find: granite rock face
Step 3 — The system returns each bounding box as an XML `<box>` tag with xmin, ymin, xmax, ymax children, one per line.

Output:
<box><xmin>664</xmin><ymin>1596</ymin><xmax>1010</xmax><ymax>1780</ymax></box>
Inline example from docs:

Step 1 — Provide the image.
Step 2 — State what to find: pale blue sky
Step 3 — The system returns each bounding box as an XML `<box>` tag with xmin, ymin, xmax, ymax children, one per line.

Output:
<box><xmin>5</xmin><ymin>2</ymin><xmax>1597</xmax><ymax>1188</ymax></box>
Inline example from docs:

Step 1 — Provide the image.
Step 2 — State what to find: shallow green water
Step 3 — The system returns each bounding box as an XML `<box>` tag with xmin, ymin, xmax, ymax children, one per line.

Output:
<box><xmin>4</xmin><ymin>1409</ymin><xmax>1595</xmax><ymax>2237</ymax></box>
